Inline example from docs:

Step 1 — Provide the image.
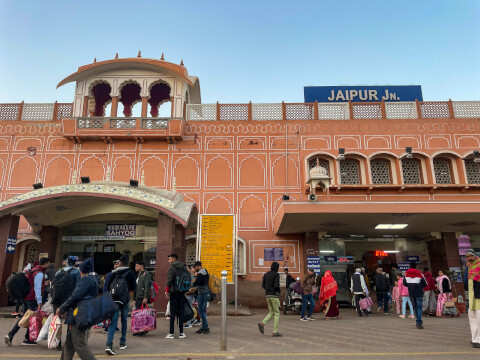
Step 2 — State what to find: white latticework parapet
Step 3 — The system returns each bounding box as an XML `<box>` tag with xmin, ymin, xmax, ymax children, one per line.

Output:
<box><xmin>252</xmin><ymin>103</ymin><xmax>283</xmax><ymax>120</ymax></box>
<box><xmin>318</xmin><ymin>103</ymin><xmax>349</xmax><ymax>120</ymax></box>
<box><xmin>452</xmin><ymin>101</ymin><xmax>480</xmax><ymax>118</ymax></box>
<box><xmin>352</xmin><ymin>103</ymin><xmax>382</xmax><ymax>119</ymax></box>
<box><xmin>420</xmin><ymin>102</ymin><xmax>450</xmax><ymax>119</ymax></box>
<box><xmin>77</xmin><ymin>117</ymin><xmax>106</xmax><ymax>128</ymax></box>
<box><xmin>186</xmin><ymin>104</ymin><xmax>216</xmax><ymax>121</ymax></box>
<box><xmin>385</xmin><ymin>102</ymin><xmax>418</xmax><ymax>119</ymax></box>
<box><xmin>0</xmin><ymin>104</ymin><xmax>20</xmax><ymax>120</ymax></box>
<box><xmin>21</xmin><ymin>103</ymin><xmax>55</xmax><ymax>121</ymax></box>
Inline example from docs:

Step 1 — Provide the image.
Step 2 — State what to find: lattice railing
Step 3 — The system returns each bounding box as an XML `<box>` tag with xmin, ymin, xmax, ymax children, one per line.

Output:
<box><xmin>252</xmin><ymin>103</ymin><xmax>283</xmax><ymax>120</ymax></box>
<box><xmin>142</xmin><ymin>119</ymin><xmax>168</xmax><ymax>129</ymax></box>
<box><xmin>0</xmin><ymin>104</ymin><xmax>21</xmax><ymax>120</ymax></box>
<box><xmin>385</xmin><ymin>102</ymin><xmax>417</xmax><ymax>119</ymax></box>
<box><xmin>285</xmin><ymin>103</ymin><xmax>315</xmax><ymax>120</ymax></box>
<box><xmin>318</xmin><ymin>103</ymin><xmax>349</xmax><ymax>120</ymax></box>
<box><xmin>352</xmin><ymin>103</ymin><xmax>382</xmax><ymax>119</ymax></box>
<box><xmin>420</xmin><ymin>101</ymin><xmax>450</xmax><ymax>118</ymax></box>
<box><xmin>21</xmin><ymin>103</ymin><xmax>55</xmax><ymax>121</ymax></box>
<box><xmin>186</xmin><ymin>104</ymin><xmax>216</xmax><ymax>121</ymax></box>
<box><xmin>110</xmin><ymin>118</ymin><xmax>136</xmax><ymax>129</ymax></box>
<box><xmin>77</xmin><ymin>117</ymin><xmax>106</xmax><ymax>128</ymax></box>
<box><xmin>57</xmin><ymin>103</ymin><xmax>73</xmax><ymax>119</ymax></box>
<box><xmin>219</xmin><ymin>104</ymin><xmax>249</xmax><ymax>121</ymax></box>
<box><xmin>453</xmin><ymin>101</ymin><xmax>480</xmax><ymax>118</ymax></box>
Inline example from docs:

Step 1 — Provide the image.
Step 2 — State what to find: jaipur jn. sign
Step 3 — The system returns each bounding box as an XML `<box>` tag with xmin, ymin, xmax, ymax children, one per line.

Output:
<box><xmin>304</xmin><ymin>85</ymin><xmax>423</xmax><ymax>103</ymax></box>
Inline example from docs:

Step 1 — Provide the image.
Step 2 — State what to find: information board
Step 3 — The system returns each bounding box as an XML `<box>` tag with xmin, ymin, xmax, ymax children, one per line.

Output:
<box><xmin>264</xmin><ymin>247</ymin><xmax>284</xmax><ymax>261</ymax></box>
<box><xmin>307</xmin><ymin>256</ymin><xmax>321</xmax><ymax>275</ymax></box>
<box><xmin>198</xmin><ymin>214</ymin><xmax>235</xmax><ymax>284</ymax></box>
<box><xmin>6</xmin><ymin>237</ymin><xmax>16</xmax><ymax>254</ymax></box>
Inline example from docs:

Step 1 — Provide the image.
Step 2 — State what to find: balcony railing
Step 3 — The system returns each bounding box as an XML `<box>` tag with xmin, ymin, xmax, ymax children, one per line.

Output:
<box><xmin>76</xmin><ymin>117</ymin><xmax>169</xmax><ymax>129</ymax></box>
<box><xmin>0</xmin><ymin>102</ymin><xmax>73</xmax><ymax>121</ymax></box>
<box><xmin>186</xmin><ymin>101</ymin><xmax>480</xmax><ymax>121</ymax></box>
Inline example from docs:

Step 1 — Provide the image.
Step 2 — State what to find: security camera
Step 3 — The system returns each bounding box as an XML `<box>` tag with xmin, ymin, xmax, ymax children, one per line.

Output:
<box><xmin>406</xmin><ymin>153</ymin><xmax>413</xmax><ymax>159</ymax></box>
<box><xmin>308</xmin><ymin>193</ymin><xmax>317</xmax><ymax>201</ymax></box>
<box><xmin>474</xmin><ymin>158</ymin><xmax>480</xmax><ymax>164</ymax></box>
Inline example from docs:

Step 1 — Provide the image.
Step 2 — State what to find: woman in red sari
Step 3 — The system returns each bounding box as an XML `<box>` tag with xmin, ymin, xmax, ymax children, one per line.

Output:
<box><xmin>320</xmin><ymin>270</ymin><xmax>340</xmax><ymax>319</ymax></box>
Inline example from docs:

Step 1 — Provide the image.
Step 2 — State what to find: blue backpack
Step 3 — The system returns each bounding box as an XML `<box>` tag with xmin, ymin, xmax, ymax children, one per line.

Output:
<box><xmin>173</xmin><ymin>267</ymin><xmax>191</xmax><ymax>293</ymax></box>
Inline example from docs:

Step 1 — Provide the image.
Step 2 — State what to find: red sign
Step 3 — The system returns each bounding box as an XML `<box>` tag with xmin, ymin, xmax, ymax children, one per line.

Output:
<box><xmin>375</xmin><ymin>250</ymin><xmax>388</xmax><ymax>257</ymax></box>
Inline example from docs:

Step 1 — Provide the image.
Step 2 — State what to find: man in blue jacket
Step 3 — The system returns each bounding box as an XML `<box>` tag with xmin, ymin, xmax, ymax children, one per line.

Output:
<box><xmin>57</xmin><ymin>258</ymin><xmax>98</xmax><ymax>360</ymax></box>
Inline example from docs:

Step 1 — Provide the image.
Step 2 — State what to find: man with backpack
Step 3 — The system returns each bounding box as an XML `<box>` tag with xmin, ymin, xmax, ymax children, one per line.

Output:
<box><xmin>104</xmin><ymin>256</ymin><xmax>136</xmax><ymax>355</ymax></box>
<box><xmin>374</xmin><ymin>267</ymin><xmax>391</xmax><ymax>314</ymax></box>
<box><xmin>193</xmin><ymin>261</ymin><xmax>210</xmax><ymax>335</ymax></box>
<box><xmin>165</xmin><ymin>253</ymin><xmax>190</xmax><ymax>339</ymax></box>
<box><xmin>258</xmin><ymin>261</ymin><xmax>281</xmax><ymax>337</ymax></box>
<box><xmin>5</xmin><ymin>257</ymin><xmax>50</xmax><ymax>346</ymax></box>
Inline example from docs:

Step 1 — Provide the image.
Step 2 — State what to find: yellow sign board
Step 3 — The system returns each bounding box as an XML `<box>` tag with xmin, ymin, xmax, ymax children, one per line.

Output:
<box><xmin>198</xmin><ymin>214</ymin><xmax>235</xmax><ymax>284</ymax></box>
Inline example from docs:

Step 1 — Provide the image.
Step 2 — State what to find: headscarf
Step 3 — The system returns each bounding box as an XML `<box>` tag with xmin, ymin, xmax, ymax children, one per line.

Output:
<box><xmin>319</xmin><ymin>270</ymin><xmax>338</xmax><ymax>304</ymax></box>
<box><xmin>435</xmin><ymin>274</ymin><xmax>451</xmax><ymax>294</ymax></box>
<box><xmin>468</xmin><ymin>256</ymin><xmax>480</xmax><ymax>282</ymax></box>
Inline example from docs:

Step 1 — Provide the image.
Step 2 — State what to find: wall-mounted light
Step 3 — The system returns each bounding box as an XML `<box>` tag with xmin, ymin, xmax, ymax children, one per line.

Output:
<box><xmin>33</xmin><ymin>183</ymin><xmax>43</xmax><ymax>189</ymax></box>
<box><xmin>282</xmin><ymin>194</ymin><xmax>290</xmax><ymax>201</ymax></box>
<box><xmin>81</xmin><ymin>176</ymin><xmax>90</xmax><ymax>184</ymax></box>
<box><xmin>337</xmin><ymin>148</ymin><xmax>345</xmax><ymax>161</ymax></box>
<box><xmin>405</xmin><ymin>147</ymin><xmax>413</xmax><ymax>159</ymax></box>
<box><xmin>473</xmin><ymin>150</ymin><xmax>480</xmax><ymax>164</ymax></box>
<box><xmin>130</xmin><ymin>179</ymin><xmax>139</xmax><ymax>187</ymax></box>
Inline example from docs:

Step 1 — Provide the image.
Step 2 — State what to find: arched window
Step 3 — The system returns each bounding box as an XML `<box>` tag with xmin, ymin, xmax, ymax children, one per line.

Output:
<box><xmin>433</xmin><ymin>158</ymin><xmax>452</xmax><ymax>184</ymax></box>
<box><xmin>340</xmin><ymin>159</ymin><xmax>360</xmax><ymax>184</ymax></box>
<box><xmin>402</xmin><ymin>159</ymin><xmax>422</xmax><ymax>184</ymax></box>
<box><xmin>308</xmin><ymin>157</ymin><xmax>330</xmax><ymax>175</ymax></box>
<box><xmin>464</xmin><ymin>159</ymin><xmax>480</xmax><ymax>184</ymax></box>
<box><xmin>370</xmin><ymin>159</ymin><xmax>391</xmax><ymax>184</ymax></box>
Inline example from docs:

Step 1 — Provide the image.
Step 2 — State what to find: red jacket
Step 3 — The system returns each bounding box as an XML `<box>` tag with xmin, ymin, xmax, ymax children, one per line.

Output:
<box><xmin>24</xmin><ymin>266</ymin><xmax>45</xmax><ymax>302</ymax></box>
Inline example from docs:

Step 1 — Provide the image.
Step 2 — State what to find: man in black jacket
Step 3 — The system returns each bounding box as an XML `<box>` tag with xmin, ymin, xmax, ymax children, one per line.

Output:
<box><xmin>374</xmin><ymin>268</ymin><xmax>390</xmax><ymax>314</ymax></box>
<box><xmin>193</xmin><ymin>261</ymin><xmax>210</xmax><ymax>334</ymax></box>
<box><xmin>165</xmin><ymin>254</ymin><xmax>187</xmax><ymax>339</ymax></box>
<box><xmin>258</xmin><ymin>262</ymin><xmax>281</xmax><ymax>337</ymax></box>
<box><xmin>57</xmin><ymin>258</ymin><xmax>98</xmax><ymax>360</ymax></box>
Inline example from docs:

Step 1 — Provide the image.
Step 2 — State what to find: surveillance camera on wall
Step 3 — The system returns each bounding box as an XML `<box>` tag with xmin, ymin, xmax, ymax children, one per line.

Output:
<box><xmin>308</xmin><ymin>193</ymin><xmax>317</xmax><ymax>201</ymax></box>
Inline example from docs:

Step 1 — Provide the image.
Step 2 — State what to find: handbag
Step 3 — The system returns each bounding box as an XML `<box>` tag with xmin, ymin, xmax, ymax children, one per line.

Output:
<box><xmin>444</xmin><ymin>300</ymin><xmax>455</xmax><ymax>308</ymax></box>
<box><xmin>131</xmin><ymin>305</ymin><xmax>157</xmax><ymax>334</ymax></box>
<box><xmin>358</xmin><ymin>296</ymin><xmax>373</xmax><ymax>310</ymax></box>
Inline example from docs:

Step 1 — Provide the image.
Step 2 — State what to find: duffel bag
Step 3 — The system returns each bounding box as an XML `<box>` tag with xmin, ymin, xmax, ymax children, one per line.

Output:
<box><xmin>183</xmin><ymin>301</ymin><xmax>194</xmax><ymax>323</ymax></box>
<box><xmin>359</xmin><ymin>296</ymin><xmax>373</xmax><ymax>310</ymax></box>
<box><xmin>74</xmin><ymin>293</ymin><xmax>118</xmax><ymax>331</ymax></box>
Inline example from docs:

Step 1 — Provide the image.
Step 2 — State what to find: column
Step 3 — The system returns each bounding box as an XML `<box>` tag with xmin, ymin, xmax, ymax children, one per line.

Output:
<box><xmin>141</xmin><ymin>97</ymin><xmax>148</xmax><ymax>117</ymax></box>
<box><xmin>303</xmin><ymin>232</ymin><xmax>318</xmax><ymax>273</ymax></box>
<box><xmin>39</xmin><ymin>226</ymin><xmax>59</xmax><ymax>263</ymax></box>
<box><xmin>110</xmin><ymin>96</ymin><xmax>119</xmax><ymax>117</ymax></box>
<box><xmin>154</xmin><ymin>215</ymin><xmax>175</xmax><ymax>313</ymax></box>
<box><xmin>0</xmin><ymin>215</ymin><xmax>20</xmax><ymax>306</ymax></box>
<box><xmin>173</xmin><ymin>224</ymin><xmax>186</xmax><ymax>263</ymax></box>
<box><xmin>424</xmin><ymin>157</ymin><xmax>434</xmax><ymax>184</ymax></box>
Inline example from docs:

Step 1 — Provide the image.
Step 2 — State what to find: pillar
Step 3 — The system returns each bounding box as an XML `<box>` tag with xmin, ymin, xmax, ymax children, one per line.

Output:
<box><xmin>303</xmin><ymin>232</ymin><xmax>318</xmax><ymax>273</ymax></box>
<box><xmin>0</xmin><ymin>215</ymin><xmax>20</xmax><ymax>306</ymax></box>
<box><xmin>39</xmin><ymin>226</ymin><xmax>59</xmax><ymax>263</ymax></box>
<box><xmin>110</xmin><ymin>96</ymin><xmax>119</xmax><ymax>117</ymax></box>
<box><xmin>141</xmin><ymin>97</ymin><xmax>148</xmax><ymax>118</ymax></box>
<box><xmin>424</xmin><ymin>157</ymin><xmax>434</xmax><ymax>184</ymax></box>
<box><xmin>173</xmin><ymin>224</ymin><xmax>186</xmax><ymax>263</ymax></box>
<box><xmin>155</xmin><ymin>214</ymin><xmax>175</xmax><ymax>313</ymax></box>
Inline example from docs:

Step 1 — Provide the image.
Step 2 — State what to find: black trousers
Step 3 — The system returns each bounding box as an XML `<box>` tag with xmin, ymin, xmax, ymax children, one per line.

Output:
<box><xmin>354</xmin><ymin>294</ymin><xmax>366</xmax><ymax>314</ymax></box>
<box><xmin>169</xmin><ymin>293</ymin><xmax>185</xmax><ymax>334</ymax></box>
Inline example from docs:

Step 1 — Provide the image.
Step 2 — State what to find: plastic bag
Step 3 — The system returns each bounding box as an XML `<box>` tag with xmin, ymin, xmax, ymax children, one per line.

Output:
<box><xmin>42</xmin><ymin>298</ymin><xmax>54</xmax><ymax>314</ymax></box>
<box><xmin>37</xmin><ymin>313</ymin><xmax>53</xmax><ymax>342</ymax></box>
<box><xmin>131</xmin><ymin>305</ymin><xmax>156</xmax><ymax>334</ymax></box>
<box><xmin>19</xmin><ymin>309</ymin><xmax>35</xmax><ymax>328</ymax></box>
<box><xmin>29</xmin><ymin>311</ymin><xmax>48</xmax><ymax>341</ymax></box>
<box><xmin>47</xmin><ymin>315</ymin><xmax>62</xmax><ymax>349</ymax></box>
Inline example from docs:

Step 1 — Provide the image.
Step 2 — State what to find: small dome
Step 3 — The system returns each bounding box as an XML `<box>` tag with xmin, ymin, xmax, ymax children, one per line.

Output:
<box><xmin>310</xmin><ymin>164</ymin><xmax>328</xmax><ymax>177</ymax></box>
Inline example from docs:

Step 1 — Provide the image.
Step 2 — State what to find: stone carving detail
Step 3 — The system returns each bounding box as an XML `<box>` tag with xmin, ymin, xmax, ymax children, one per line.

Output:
<box><xmin>187</xmin><ymin>104</ymin><xmax>216</xmax><ymax>121</ymax></box>
<box><xmin>433</xmin><ymin>158</ymin><xmax>452</xmax><ymax>184</ymax></box>
<box><xmin>370</xmin><ymin>159</ymin><xmax>391</xmax><ymax>184</ymax></box>
<box><xmin>57</xmin><ymin>103</ymin><xmax>73</xmax><ymax>119</ymax></box>
<box><xmin>340</xmin><ymin>159</ymin><xmax>360</xmax><ymax>184</ymax></box>
<box><xmin>420</xmin><ymin>102</ymin><xmax>450</xmax><ymax>119</ymax></box>
<box><xmin>308</xmin><ymin>157</ymin><xmax>330</xmax><ymax>175</ymax></box>
<box><xmin>385</xmin><ymin>102</ymin><xmax>417</xmax><ymax>119</ymax></box>
<box><xmin>453</xmin><ymin>101</ymin><xmax>480</xmax><ymax>118</ymax></box>
<box><xmin>22</xmin><ymin>104</ymin><xmax>54</xmax><ymax>121</ymax></box>
<box><xmin>78</xmin><ymin>118</ymin><xmax>106</xmax><ymax>128</ymax></box>
<box><xmin>402</xmin><ymin>159</ymin><xmax>421</xmax><ymax>184</ymax></box>
<box><xmin>285</xmin><ymin>104</ymin><xmax>314</xmax><ymax>120</ymax></box>
<box><xmin>352</xmin><ymin>104</ymin><xmax>382</xmax><ymax>119</ymax></box>
<box><xmin>110</xmin><ymin>119</ymin><xmax>136</xmax><ymax>129</ymax></box>
<box><xmin>220</xmin><ymin>104</ymin><xmax>248</xmax><ymax>121</ymax></box>
<box><xmin>142</xmin><ymin>119</ymin><xmax>168</xmax><ymax>129</ymax></box>
<box><xmin>465</xmin><ymin>159</ymin><xmax>480</xmax><ymax>184</ymax></box>
<box><xmin>318</xmin><ymin>103</ymin><xmax>349</xmax><ymax>120</ymax></box>
<box><xmin>252</xmin><ymin>104</ymin><xmax>283</xmax><ymax>121</ymax></box>
<box><xmin>0</xmin><ymin>104</ymin><xmax>20</xmax><ymax>120</ymax></box>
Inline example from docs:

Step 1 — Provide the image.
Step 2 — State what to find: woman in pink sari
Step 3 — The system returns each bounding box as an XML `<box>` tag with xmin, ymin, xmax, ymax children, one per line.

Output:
<box><xmin>320</xmin><ymin>270</ymin><xmax>339</xmax><ymax>319</ymax></box>
<box><xmin>436</xmin><ymin>270</ymin><xmax>452</xmax><ymax>317</ymax></box>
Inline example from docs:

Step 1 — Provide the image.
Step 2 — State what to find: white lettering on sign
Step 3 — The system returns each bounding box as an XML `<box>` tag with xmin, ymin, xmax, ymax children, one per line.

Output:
<box><xmin>327</xmin><ymin>89</ymin><xmax>399</xmax><ymax>102</ymax></box>
<box><xmin>105</xmin><ymin>224</ymin><xmax>136</xmax><ymax>237</ymax></box>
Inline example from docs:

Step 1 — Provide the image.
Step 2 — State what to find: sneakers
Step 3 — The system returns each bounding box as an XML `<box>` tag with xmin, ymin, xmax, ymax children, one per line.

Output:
<box><xmin>196</xmin><ymin>328</ymin><xmax>205</xmax><ymax>334</ymax></box>
<box><xmin>258</xmin><ymin>322</ymin><xmax>264</xmax><ymax>334</ymax></box>
<box><xmin>4</xmin><ymin>334</ymin><xmax>12</xmax><ymax>346</ymax></box>
<box><xmin>119</xmin><ymin>343</ymin><xmax>127</xmax><ymax>350</ymax></box>
<box><xmin>11</xmin><ymin>312</ymin><xmax>18</xmax><ymax>316</ymax></box>
<box><xmin>307</xmin><ymin>317</ymin><xmax>316</xmax><ymax>321</ymax></box>
<box><xmin>165</xmin><ymin>333</ymin><xmax>175</xmax><ymax>339</ymax></box>
<box><xmin>300</xmin><ymin>317</ymin><xmax>308</xmax><ymax>321</ymax></box>
<box><xmin>165</xmin><ymin>316</ymin><xmax>170</xmax><ymax>320</ymax></box>
<box><xmin>192</xmin><ymin>320</ymin><xmax>202</xmax><ymax>326</ymax></box>
<box><xmin>21</xmin><ymin>339</ymin><xmax>37</xmax><ymax>346</ymax></box>
<box><xmin>202</xmin><ymin>328</ymin><xmax>210</xmax><ymax>335</ymax></box>
<box><xmin>179</xmin><ymin>333</ymin><xmax>186</xmax><ymax>339</ymax></box>
<box><xmin>184</xmin><ymin>323</ymin><xmax>193</xmax><ymax>329</ymax></box>
<box><xmin>105</xmin><ymin>345</ymin><xmax>116</xmax><ymax>355</ymax></box>
<box><xmin>408</xmin><ymin>315</ymin><xmax>415</xmax><ymax>319</ymax></box>
<box><xmin>272</xmin><ymin>332</ymin><xmax>282</xmax><ymax>337</ymax></box>
<box><xmin>472</xmin><ymin>343</ymin><xmax>480</xmax><ymax>348</ymax></box>
<box><xmin>416</xmin><ymin>323</ymin><xmax>424</xmax><ymax>329</ymax></box>
<box><xmin>399</xmin><ymin>315</ymin><xmax>406</xmax><ymax>318</ymax></box>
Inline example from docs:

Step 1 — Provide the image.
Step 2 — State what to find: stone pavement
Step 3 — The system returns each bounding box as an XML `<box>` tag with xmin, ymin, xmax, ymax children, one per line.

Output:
<box><xmin>0</xmin><ymin>308</ymin><xmax>477</xmax><ymax>360</ymax></box>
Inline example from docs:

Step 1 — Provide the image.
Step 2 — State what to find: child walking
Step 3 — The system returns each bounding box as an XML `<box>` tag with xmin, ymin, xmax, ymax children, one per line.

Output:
<box><xmin>392</xmin><ymin>280</ymin><xmax>401</xmax><ymax>315</ymax></box>
<box><xmin>397</xmin><ymin>273</ymin><xmax>414</xmax><ymax>319</ymax></box>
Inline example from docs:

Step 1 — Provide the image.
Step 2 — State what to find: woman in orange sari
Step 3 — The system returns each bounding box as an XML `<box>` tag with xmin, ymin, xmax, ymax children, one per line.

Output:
<box><xmin>320</xmin><ymin>270</ymin><xmax>340</xmax><ymax>319</ymax></box>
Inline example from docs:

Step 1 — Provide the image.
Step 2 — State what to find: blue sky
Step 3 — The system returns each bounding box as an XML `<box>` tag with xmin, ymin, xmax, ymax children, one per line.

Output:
<box><xmin>0</xmin><ymin>0</ymin><xmax>479</xmax><ymax>104</ymax></box>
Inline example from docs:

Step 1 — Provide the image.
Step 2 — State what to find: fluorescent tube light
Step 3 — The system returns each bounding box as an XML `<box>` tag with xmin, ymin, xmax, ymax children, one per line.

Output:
<box><xmin>319</xmin><ymin>250</ymin><xmax>334</xmax><ymax>253</ymax></box>
<box><xmin>375</xmin><ymin>224</ymin><xmax>408</xmax><ymax>230</ymax></box>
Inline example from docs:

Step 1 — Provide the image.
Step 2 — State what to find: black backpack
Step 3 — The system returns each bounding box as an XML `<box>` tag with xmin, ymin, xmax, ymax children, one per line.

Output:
<box><xmin>51</xmin><ymin>268</ymin><xmax>75</xmax><ymax>306</ymax></box>
<box><xmin>109</xmin><ymin>271</ymin><xmax>129</xmax><ymax>305</ymax></box>
<box><xmin>6</xmin><ymin>272</ymin><xmax>31</xmax><ymax>300</ymax></box>
<box><xmin>172</xmin><ymin>266</ymin><xmax>191</xmax><ymax>293</ymax></box>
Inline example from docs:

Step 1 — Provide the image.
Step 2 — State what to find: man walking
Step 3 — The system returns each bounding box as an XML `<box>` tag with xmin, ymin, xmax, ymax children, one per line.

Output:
<box><xmin>374</xmin><ymin>267</ymin><xmax>390</xmax><ymax>314</ymax></box>
<box><xmin>104</xmin><ymin>256</ymin><xmax>136</xmax><ymax>355</ymax></box>
<box><xmin>464</xmin><ymin>249</ymin><xmax>480</xmax><ymax>348</ymax></box>
<box><xmin>351</xmin><ymin>268</ymin><xmax>369</xmax><ymax>316</ymax></box>
<box><xmin>404</xmin><ymin>262</ymin><xmax>427</xmax><ymax>329</ymax></box>
<box><xmin>165</xmin><ymin>254</ymin><xmax>188</xmax><ymax>339</ymax></box>
<box><xmin>258</xmin><ymin>261</ymin><xmax>281</xmax><ymax>337</ymax></box>
<box><xmin>5</xmin><ymin>257</ymin><xmax>50</xmax><ymax>346</ymax></box>
<box><xmin>133</xmin><ymin>261</ymin><xmax>152</xmax><ymax>336</ymax></box>
<box><xmin>193</xmin><ymin>261</ymin><xmax>210</xmax><ymax>334</ymax></box>
<box><xmin>300</xmin><ymin>268</ymin><xmax>316</xmax><ymax>321</ymax></box>
<box><xmin>56</xmin><ymin>258</ymin><xmax>98</xmax><ymax>360</ymax></box>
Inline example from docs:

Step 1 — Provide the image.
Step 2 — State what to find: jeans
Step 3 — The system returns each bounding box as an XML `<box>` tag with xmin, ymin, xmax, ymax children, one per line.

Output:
<box><xmin>262</xmin><ymin>297</ymin><xmax>280</xmax><ymax>334</ymax></box>
<box><xmin>402</xmin><ymin>296</ymin><xmax>414</xmax><ymax>316</ymax></box>
<box><xmin>107</xmin><ymin>301</ymin><xmax>129</xmax><ymax>346</ymax></box>
<box><xmin>377</xmin><ymin>292</ymin><xmax>389</xmax><ymax>313</ymax></box>
<box><xmin>411</xmin><ymin>296</ymin><xmax>424</xmax><ymax>326</ymax></box>
<box><xmin>301</xmin><ymin>294</ymin><xmax>315</xmax><ymax>318</ymax></box>
<box><xmin>197</xmin><ymin>292</ymin><xmax>210</xmax><ymax>330</ymax></box>
<box><xmin>169</xmin><ymin>293</ymin><xmax>185</xmax><ymax>335</ymax></box>
<box><xmin>9</xmin><ymin>300</ymin><xmax>38</xmax><ymax>341</ymax></box>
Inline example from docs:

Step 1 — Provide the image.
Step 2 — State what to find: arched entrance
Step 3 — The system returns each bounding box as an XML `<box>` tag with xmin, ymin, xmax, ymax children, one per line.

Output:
<box><xmin>0</xmin><ymin>182</ymin><xmax>197</xmax><ymax>311</ymax></box>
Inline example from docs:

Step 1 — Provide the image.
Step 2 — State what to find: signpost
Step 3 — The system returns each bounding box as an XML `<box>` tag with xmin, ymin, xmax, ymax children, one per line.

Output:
<box><xmin>6</xmin><ymin>236</ymin><xmax>16</xmax><ymax>254</ymax></box>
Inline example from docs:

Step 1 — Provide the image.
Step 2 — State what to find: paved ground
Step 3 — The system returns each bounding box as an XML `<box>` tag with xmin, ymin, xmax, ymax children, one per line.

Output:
<box><xmin>0</xmin><ymin>308</ymin><xmax>477</xmax><ymax>360</ymax></box>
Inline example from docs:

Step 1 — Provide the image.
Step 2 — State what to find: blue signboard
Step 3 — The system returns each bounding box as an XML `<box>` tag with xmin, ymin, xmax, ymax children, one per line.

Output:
<box><xmin>6</xmin><ymin>236</ymin><xmax>16</xmax><ymax>254</ymax></box>
<box><xmin>304</xmin><ymin>85</ymin><xmax>423</xmax><ymax>103</ymax></box>
<box><xmin>307</xmin><ymin>256</ymin><xmax>321</xmax><ymax>275</ymax></box>
<box><xmin>149</xmin><ymin>259</ymin><xmax>156</xmax><ymax>267</ymax></box>
<box><xmin>406</xmin><ymin>256</ymin><xmax>419</xmax><ymax>262</ymax></box>
<box><xmin>398</xmin><ymin>263</ymin><xmax>410</xmax><ymax>272</ymax></box>
<box><xmin>324</xmin><ymin>256</ymin><xmax>338</xmax><ymax>262</ymax></box>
